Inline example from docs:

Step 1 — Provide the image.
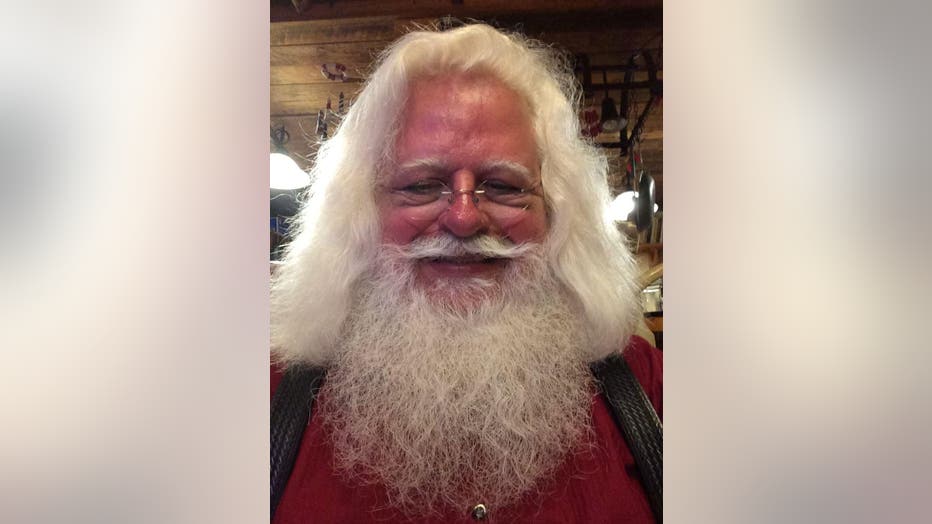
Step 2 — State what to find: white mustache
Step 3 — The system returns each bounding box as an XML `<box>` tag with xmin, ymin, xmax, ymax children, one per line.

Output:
<box><xmin>396</xmin><ymin>235</ymin><xmax>538</xmax><ymax>260</ymax></box>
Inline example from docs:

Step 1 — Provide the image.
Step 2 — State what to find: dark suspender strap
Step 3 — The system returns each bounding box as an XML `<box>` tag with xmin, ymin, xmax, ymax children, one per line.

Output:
<box><xmin>270</xmin><ymin>365</ymin><xmax>326</xmax><ymax>520</ymax></box>
<box><xmin>591</xmin><ymin>354</ymin><xmax>663</xmax><ymax>523</ymax></box>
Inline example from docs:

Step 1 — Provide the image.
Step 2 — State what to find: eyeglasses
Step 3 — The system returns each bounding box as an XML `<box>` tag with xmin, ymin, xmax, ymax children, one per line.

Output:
<box><xmin>389</xmin><ymin>178</ymin><xmax>542</xmax><ymax>208</ymax></box>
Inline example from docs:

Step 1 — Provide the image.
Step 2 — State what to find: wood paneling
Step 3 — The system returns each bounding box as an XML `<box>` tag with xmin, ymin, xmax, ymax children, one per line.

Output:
<box><xmin>528</xmin><ymin>28</ymin><xmax>660</xmax><ymax>56</ymax></box>
<box><xmin>271</xmin><ymin>42</ymin><xmax>387</xmax><ymax>80</ymax></box>
<box><xmin>271</xmin><ymin>114</ymin><xmax>321</xmax><ymax>168</ymax></box>
<box><xmin>271</xmin><ymin>42</ymin><xmax>386</xmax><ymax>66</ymax></box>
<box><xmin>271</xmin><ymin>17</ymin><xmax>400</xmax><ymax>46</ymax></box>
<box><xmin>271</xmin><ymin>82</ymin><xmax>363</xmax><ymax>116</ymax></box>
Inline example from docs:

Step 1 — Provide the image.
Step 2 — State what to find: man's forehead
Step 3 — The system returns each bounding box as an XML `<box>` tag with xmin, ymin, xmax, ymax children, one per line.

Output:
<box><xmin>393</xmin><ymin>74</ymin><xmax>537</xmax><ymax>158</ymax></box>
<box><xmin>404</xmin><ymin>72</ymin><xmax>532</xmax><ymax>120</ymax></box>
<box><xmin>408</xmin><ymin>70</ymin><xmax>515</xmax><ymax>94</ymax></box>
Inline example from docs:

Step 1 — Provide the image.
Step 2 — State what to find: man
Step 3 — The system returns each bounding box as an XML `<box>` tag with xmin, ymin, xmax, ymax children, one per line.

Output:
<box><xmin>271</xmin><ymin>23</ymin><xmax>662</xmax><ymax>523</ymax></box>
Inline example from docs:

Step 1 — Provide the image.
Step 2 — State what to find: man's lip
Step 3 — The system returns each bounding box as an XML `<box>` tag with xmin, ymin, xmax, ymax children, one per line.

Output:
<box><xmin>423</xmin><ymin>256</ymin><xmax>501</xmax><ymax>264</ymax></box>
<box><xmin>417</xmin><ymin>256</ymin><xmax>508</xmax><ymax>278</ymax></box>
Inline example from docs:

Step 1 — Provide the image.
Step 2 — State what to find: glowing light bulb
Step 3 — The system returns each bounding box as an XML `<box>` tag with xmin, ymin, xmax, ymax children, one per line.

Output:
<box><xmin>609</xmin><ymin>191</ymin><xmax>637</xmax><ymax>222</ymax></box>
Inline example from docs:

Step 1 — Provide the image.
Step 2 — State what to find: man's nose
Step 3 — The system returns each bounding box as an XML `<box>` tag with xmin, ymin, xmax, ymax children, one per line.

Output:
<box><xmin>441</xmin><ymin>169</ymin><xmax>489</xmax><ymax>238</ymax></box>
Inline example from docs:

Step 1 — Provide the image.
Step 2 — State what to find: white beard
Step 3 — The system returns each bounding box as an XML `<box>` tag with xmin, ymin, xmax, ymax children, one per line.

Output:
<box><xmin>316</xmin><ymin>237</ymin><xmax>595</xmax><ymax>516</ymax></box>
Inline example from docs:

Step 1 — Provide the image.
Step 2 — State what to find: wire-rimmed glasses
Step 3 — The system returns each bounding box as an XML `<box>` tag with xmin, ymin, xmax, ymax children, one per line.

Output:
<box><xmin>390</xmin><ymin>178</ymin><xmax>542</xmax><ymax>209</ymax></box>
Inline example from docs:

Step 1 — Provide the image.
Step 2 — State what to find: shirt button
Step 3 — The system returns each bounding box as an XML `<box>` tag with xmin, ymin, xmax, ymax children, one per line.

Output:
<box><xmin>470</xmin><ymin>504</ymin><xmax>488</xmax><ymax>520</ymax></box>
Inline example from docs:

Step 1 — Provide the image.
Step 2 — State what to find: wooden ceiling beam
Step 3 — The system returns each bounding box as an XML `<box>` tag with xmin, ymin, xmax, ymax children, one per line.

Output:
<box><xmin>272</xmin><ymin>0</ymin><xmax>661</xmax><ymax>23</ymax></box>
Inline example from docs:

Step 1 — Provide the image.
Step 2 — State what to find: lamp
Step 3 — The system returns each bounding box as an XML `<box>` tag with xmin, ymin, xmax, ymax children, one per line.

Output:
<box><xmin>609</xmin><ymin>190</ymin><xmax>638</xmax><ymax>222</ymax></box>
<box><xmin>600</xmin><ymin>70</ymin><xmax>621</xmax><ymax>133</ymax></box>
<box><xmin>270</xmin><ymin>126</ymin><xmax>310</xmax><ymax>190</ymax></box>
<box><xmin>609</xmin><ymin>190</ymin><xmax>659</xmax><ymax>223</ymax></box>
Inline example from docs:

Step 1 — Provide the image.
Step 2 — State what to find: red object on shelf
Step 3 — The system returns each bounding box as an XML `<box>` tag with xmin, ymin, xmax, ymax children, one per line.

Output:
<box><xmin>581</xmin><ymin>106</ymin><xmax>602</xmax><ymax>137</ymax></box>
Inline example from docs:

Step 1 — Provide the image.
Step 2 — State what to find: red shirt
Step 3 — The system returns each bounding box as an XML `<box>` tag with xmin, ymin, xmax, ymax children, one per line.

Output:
<box><xmin>272</xmin><ymin>336</ymin><xmax>662</xmax><ymax>523</ymax></box>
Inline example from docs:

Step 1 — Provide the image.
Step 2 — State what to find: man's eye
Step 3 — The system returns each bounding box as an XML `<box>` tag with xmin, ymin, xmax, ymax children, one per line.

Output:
<box><xmin>391</xmin><ymin>180</ymin><xmax>448</xmax><ymax>204</ymax></box>
<box><xmin>399</xmin><ymin>181</ymin><xmax>445</xmax><ymax>195</ymax></box>
<box><xmin>481</xmin><ymin>180</ymin><xmax>523</xmax><ymax>195</ymax></box>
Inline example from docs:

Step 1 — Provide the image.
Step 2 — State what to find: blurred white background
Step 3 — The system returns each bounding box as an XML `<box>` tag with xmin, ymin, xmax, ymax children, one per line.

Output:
<box><xmin>667</xmin><ymin>0</ymin><xmax>932</xmax><ymax>521</ymax></box>
<box><xmin>0</xmin><ymin>2</ymin><xmax>268</xmax><ymax>523</ymax></box>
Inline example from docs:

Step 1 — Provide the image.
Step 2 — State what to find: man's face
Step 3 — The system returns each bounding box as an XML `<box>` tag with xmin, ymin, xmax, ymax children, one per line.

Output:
<box><xmin>377</xmin><ymin>73</ymin><xmax>548</xmax><ymax>287</ymax></box>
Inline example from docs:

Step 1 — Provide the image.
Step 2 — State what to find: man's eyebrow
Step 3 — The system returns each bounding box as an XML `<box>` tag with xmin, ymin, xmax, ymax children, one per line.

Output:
<box><xmin>476</xmin><ymin>160</ymin><xmax>533</xmax><ymax>180</ymax></box>
<box><xmin>396</xmin><ymin>158</ymin><xmax>449</xmax><ymax>174</ymax></box>
<box><xmin>395</xmin><ymin>158</ymin><xmax>534</xmax><ymax>180</ymax></box>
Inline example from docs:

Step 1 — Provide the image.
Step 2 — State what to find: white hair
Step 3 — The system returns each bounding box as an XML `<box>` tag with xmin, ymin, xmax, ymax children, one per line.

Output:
<box><xmin>271</xmin><ymin>23</ymin><xmax>640</xmax><ymax>365</ymax></box>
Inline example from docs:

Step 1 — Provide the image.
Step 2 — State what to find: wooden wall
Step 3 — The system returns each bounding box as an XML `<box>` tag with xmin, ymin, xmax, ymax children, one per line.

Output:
<box><xmin>270</xmin><ymin>1</ymin><xmax>663</xmax><ymax>203</ymax></box>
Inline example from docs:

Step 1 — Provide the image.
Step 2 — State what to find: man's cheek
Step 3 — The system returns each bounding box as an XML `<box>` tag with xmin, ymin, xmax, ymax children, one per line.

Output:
<box><xmin>380</xmin><ymin>212</ymin><xmax>431</xmax><ymax>244</ymax></box>
<box><xmin>500</xmin><ymin>214</ymin><xmax>549</xmax><ymax>244</ymax></box>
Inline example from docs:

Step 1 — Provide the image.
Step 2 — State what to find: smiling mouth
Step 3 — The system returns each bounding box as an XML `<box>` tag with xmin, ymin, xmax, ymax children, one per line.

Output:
<box><xmin>416</xmin><ymin>256</ymin><xmax>508</xmax><ymax>280</ymax></box>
